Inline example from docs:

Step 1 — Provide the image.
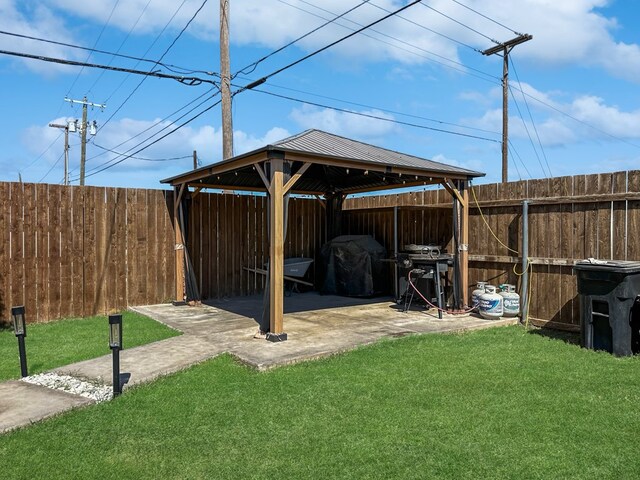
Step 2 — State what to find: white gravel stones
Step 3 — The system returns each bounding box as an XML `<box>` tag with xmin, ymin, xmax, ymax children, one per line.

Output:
<box><xmin>21</xmin><ymin>373</ymin><xmax>113</xmax><ymax>403</ymax></box>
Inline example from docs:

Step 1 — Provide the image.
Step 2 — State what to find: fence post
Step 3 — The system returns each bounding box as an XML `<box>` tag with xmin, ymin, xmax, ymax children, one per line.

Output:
<box><xmin>521</xmin><ymin>200</ymin><xmax>529</xmax><ymax>324</ymax></box>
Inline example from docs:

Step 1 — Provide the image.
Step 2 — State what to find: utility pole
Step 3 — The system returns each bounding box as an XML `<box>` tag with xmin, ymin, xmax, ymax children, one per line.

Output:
<box><xmin>193</xmin><ymin>150</ymin><xmax>198</xmax><ymax>170</ymax></box>
<box><xmin>48</xmin><ymin>123</ymin><xmax>70</xmax><ymax>185</ymax></box>
<box><xmin>65</xmin><ymin>96</ymin><xmax>106</xmax><ymax>185</ymax></box>
<box><xmin>482</xmin><ymin>34</ymin><xmax>532</xmax><ymax>183</ymax></box>
<box><xmin>220</xmin><ymin>0</ymin><xmax>233</xmax><ymax>160</ymax></box>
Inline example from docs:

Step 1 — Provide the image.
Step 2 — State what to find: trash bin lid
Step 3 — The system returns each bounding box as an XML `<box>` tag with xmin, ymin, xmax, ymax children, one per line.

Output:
<box><xmin>574</xmin><ymin>259</ymin><xmax>640</xmax><ymax>273</ymax></box>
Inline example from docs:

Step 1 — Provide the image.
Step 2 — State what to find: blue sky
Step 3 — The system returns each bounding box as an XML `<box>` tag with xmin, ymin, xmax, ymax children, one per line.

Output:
<box><xmin>0</xmin><ymin>0</ymin><xmax>639</xmax><ymax>189</ymax></box>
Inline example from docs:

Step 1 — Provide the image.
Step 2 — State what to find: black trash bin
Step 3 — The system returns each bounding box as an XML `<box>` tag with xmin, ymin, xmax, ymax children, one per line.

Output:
<box><xmin>574</xmin><ymin>260</ymin><xmax>640</xmax><ymax>356</ymax></box>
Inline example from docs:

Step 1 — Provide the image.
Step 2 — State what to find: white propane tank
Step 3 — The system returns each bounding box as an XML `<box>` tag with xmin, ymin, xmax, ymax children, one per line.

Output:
<box><xmin>471</xmin><ymin>282</ymin><xmax>487</xmax><ymax>311</ymax></box>
<box><xmin>499</xmin><ymin>284</ymin><xmax>520</xmax><ymax>317</ymax></box>
<box><xmin>479</xmin><ymin>285</ymin><xmax>503</xmax><ymax>319</ymax></box>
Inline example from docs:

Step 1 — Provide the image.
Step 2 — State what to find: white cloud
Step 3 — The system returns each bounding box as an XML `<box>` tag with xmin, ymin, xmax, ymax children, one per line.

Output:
<box><xmin>290</xmin><ymin>104</ymin><xmax>396</xmax><ymax>139</ymax></box>
<box><xmin>463</xmin><ymin>82</ymin><xmax>640</xmax><ymax>147</ymax></box>
<box><xmin>20</xmin><ymin>115</ymin><xmax>291</xmax><ymax>183</ymax></box>
<box><xmin>12</xmin><ymin>1</ymin><xmax>640</xmax><ymax>82</ymax></box>
<box><xmin>431</xmin><ymin>152</ymin><xmax>484</xmax><ymax>174</ymax></box>
<box><xmin>0</xmin><ymin>1</ymin><xmax>80</xmax><ymax>74</ymax></box>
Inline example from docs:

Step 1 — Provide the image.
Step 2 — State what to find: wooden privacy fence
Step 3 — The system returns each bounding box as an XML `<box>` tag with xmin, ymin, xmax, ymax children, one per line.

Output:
<box><xmin>4</xmin><ymin>170</ymin><xmax>640</xmax><ymax>329</ymax></box>
<box><xmin>185</xmin><ymin>193</ymin><xmax>325</xmax><ymax>299</ymax></box>
<box><xmin>345</xmin><ymin>170</ymin><xmax>640</xmax><ymax>330</ymax></box>
<box><xmin>0</xmin><ymin>183</ymin><xmax>175</xmax><ymax>324</ymax></box>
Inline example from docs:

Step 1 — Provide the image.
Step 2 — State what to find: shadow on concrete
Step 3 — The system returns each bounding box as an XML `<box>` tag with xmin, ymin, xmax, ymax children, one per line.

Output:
<box><xmin>204</xmin><ymin>292</ymin><xmax>390</xmax><ymax>319</ymax></box>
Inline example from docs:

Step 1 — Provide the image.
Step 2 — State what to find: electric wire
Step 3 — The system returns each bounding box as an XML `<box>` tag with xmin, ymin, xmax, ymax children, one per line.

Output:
<box><xmin>276</xmin><ymin>0</ymin><xmax>498</xmax><ymax>83</ymax></box>
<box><xmin>510</xmin><ymin>58</ymin><xmax>552</xmax><ymax>177</ymax></box>
<box><xmin>92</xmin><ymin>144</ymin><xmax>192</xmax><ymax>161</ymax></box>
<box><xmin>85</xmin><ymin>0</ymin><xmax>154</xmax><ymax>97</ymax></box>
<box><xmin>97</xmin><ymin>0</ymin><xmax>203</xmax><ymax>133</ymax></box>
<box><xmin>234</xmin><ymin>74</ymin><xmax>500</xmax><ymax>136</ymax></box>
<box><xmin>38</xmin><ymin>151</ymin><xmax>64</xmax><ymax>183</ymax></box>
<box><xmin>449</xmin><ymin>0</ymin><xmax>523</xmax><ymax>36</ymax></box>
<box><xmin>509</xmin><ymin>84</ymin><xmax>640</xmax><ymax>151</ymax></box>
<box><xmin>241</xmin><ymin>0</ymin><xmax>423</xmax><ymax>89</ymax></box>
<box><xmin>66</xmin><ymin>0</ymin><xmax>121</xmax><ymax>97</ymax></box>
<box><xmin>77</xmin><ymin>98</ymin><xmax>222</xmax><ymax>180</ymax></box>
<box><xmin>85</xmin><ymin>87</ymin><xmax>217</xmax><ymax>162</ymax></box>
<box><xmin>19</xmin><ymin>131</ymin><xmax>63</xmax><ymax>175</ymax></box>
<box><xmin>81</xmin><ymin>91</ymin><xmax>221</xmax><ymax>176</ymax></box>
<box><xmin>507</xmin><ymin>140</ymin><xmax>532</xmax><ymax>179</ymax></box>
<box><xmin>236</xmin><ymin>0</ymin><xmax>372</xmax><ymax>76</ymax></box>
<box><xmin>368</xmin><ymin>0</ymin><xmax>481</xmax><ymax>53</ymax></box>
<box><xmin>241</xmin><ymin>86</ymin><xmax>500</xmax><ymax>143</ymax></box>
<box><xmin>508</xmin><ymin>82</ymin><xmax>551</xmax><ymax>178</ymax></box>
<box><xmin>419</xmin><ymin>2</ymin><xmax>500</xmax><ymax>45</ymax></box>
<box><xmin>0</xmin><ymin>49</ymin><xmax>215</xmax><ymax>86</ymax></box>
<box><xmin>0</xmin><ymin>30</ymin><xmax>215</xmax><ymax>78</ymax></box>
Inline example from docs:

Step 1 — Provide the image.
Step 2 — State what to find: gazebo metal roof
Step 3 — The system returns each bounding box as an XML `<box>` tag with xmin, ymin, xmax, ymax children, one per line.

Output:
<box><xmin>161</xmin><ymin>129</ymin><xmax>484</xmax><ymax>194</ymax></box>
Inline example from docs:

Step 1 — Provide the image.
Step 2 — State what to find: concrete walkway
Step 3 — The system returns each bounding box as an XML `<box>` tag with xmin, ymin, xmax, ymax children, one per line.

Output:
<box><xmin>0</xmin><ymin>293</ymin><xmax>517</xmax><ymax>434</ymax></box>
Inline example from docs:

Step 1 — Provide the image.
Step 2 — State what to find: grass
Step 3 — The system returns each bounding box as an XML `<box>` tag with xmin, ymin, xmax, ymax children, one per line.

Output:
<box><xmin>1</xmin><ymin>325</ymin><xmax>639</xmax><ymax>479</ymax></box>
<box><xmin>0</xmin><ymin>312</ymin><xmax>179</xmax><ymax>382</ymax></box>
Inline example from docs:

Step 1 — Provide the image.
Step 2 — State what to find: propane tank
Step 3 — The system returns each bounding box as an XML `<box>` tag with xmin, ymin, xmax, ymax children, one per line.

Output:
<box><xmin>479</xmin><ymin>285</ymin><xmax>503</xmax><ymax>320</ymax></box>
<box><xmin>499</xmin><ymin>284</ymin><xmax>520</xmax><ymax>317</ymax></box>
<box><xmin>471</xmin><ymin>282</ymin><xmax>487</xmax><ymax>311</ymax></box>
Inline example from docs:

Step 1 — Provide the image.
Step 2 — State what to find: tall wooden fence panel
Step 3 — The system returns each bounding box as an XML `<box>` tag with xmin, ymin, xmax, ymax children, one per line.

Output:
<box><xmin>0</xmin><ymin>183</ymin><xmax>175</xmax><ymax>325</ymax></box>
<box><xmin>186</xmin><ymin>193</ymin><xmax>325</xmax><ymax>299</ymax></box>
<box><xmin>345</xmin><ymin>170</ymin><xmax>640</xmax><ymax>330</ymax></box>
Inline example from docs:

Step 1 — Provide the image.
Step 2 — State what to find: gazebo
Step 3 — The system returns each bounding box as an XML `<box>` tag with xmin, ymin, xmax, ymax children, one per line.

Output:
<box><xmin>162</xmin><ymin>129</ymin><xmax>484</xmax><ymax>341</ymax></box>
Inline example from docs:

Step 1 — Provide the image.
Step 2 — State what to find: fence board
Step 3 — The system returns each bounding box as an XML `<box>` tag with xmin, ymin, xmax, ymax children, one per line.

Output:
<box><xmin>0</xmin><ymin>183</ymin><xmax>10</xmax><ymax>320</ymax></box>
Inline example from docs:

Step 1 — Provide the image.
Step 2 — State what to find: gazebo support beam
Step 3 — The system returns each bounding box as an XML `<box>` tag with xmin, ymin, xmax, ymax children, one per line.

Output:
<box><xmin>460</xmin><ymin>181</ymin><xmax>470</xmax><ymax>307</ymax></box>
<box><xmin>173</xmin><ymin>183</ymin><xmax>187</xmax><ymax>305</ymax></box>
<box><xmin>268</xmin><ymin>157</ymin><xmax>287</xmax><ymax>341</ymax></box>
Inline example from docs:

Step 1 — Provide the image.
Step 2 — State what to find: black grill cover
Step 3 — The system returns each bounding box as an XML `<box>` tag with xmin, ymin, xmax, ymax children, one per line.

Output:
<box><xmin>321</xmin><ymin>235</ymin><xmax>387</xmax><ymax>297</ymax></box>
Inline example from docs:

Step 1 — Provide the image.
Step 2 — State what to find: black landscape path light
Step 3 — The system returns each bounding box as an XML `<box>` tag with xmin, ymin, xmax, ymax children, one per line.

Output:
<box><xmin>12</xmin><ymin>306</ymin><xmax>28</xmax><ymax>378</ymax></box>
<box><xmin>109</xmin><ymin>314</ymin><xmax>123</xmax><ymax>397</ymax></box>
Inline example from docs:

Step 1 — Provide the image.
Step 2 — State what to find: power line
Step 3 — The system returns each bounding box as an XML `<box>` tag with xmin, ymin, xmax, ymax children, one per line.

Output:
<box><xmin>419</xmin><ymin>2</ymin><xmax>500</xmax><ymax>45</ymax></box>
<box><xmin>97</xmin><ymin>0</ymin><xmax>199</xmax><ymax>133</ymax></box>
<box><xmin>93</xmin><ymin>144</ymin><xmax>193</xmax><ymax>161</ymax></box>
<box><xmin>234</xmin><ymin>74</ymin><xmax>499</xmax><ymax>136</ymax></box>
<box><xmin>0</xmin><ymin>30</ymin><xmax>215</xmax><ymax>77</ymax></box>
<box><xmin>276</xmin><ymin>0</ymin><xmax>498</xmax><ymax>83</ymax></box>
<box><xmin>82</xmin><ymin>91</ymin><xmax>221</xmax><ymax>176</ymax></box>
<box><xmin>510</xmin><ymin>58</ymin><xmax>552</xmax><ymax>177</ymax></box>
<box><xmin>86</xmin><ymin>87</ymin><xmax>217</xmax><ymax>162</ymax></box>
<box><xmin>66</xmin><ymin>0</ymin><xmax>121</xmax><ymax>97</ymax></box>
<box><xmin>508</xmin><ymin>84</ymin><xmax>640</xmax><ymax>151</ymax></box>
<box><xmin>19</xmin><ymin>131</ymin><xmax>63</xmax><ymax>175</ymax></box>
<box><xmin>449</xmin><ymin>0</ymin><xmax>523</xmax><ymax>37</ymax></box>
<box><xmin>236</xmin><ymin>0</ymin><xmax>372</xmax><ymax>76</ymax></box>
<box><xmin>238</xmin><ymin>0</ymin><xmax>423</xmax><ymax>90</ymax></box>
<box><xmin>85</xmin><ymin>0</ymin><xmax>154</xmax><ymax>96</ymax></box>
<box><xmin>508</xmin><ymin>139</ymin><xmax>533</xmax><ymax>179</ymax></box>
<box><xmin>0</xmin><ymin>48</ymin><xmax>216</xmax><ymax>86</ymax></box>
<box><xmin>368</xmin><ymin>0</ymin><xmax>480</xmax><ymax>53</ymax></box>
<box><xmin>38</xmin><ymin>151</ymin><xmax>65</xmax><ymax>183</ymax></box>
<box><xmin>508</xmin><ymin>82</ymin><xmax>551</xmax><ymax>177</ymax></box>
<box><xmin>77</xmin><ymin>98</ymin><xmax>222</xmax><ymax>181</ymax></box>
<box><xmin>241</xmin><ymin>86</ymin><xmax>500</xmax><ymax>143</ymax></box>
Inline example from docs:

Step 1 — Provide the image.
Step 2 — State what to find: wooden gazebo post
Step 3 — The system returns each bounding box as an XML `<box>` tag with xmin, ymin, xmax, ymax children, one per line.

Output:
<box><xmin>460</xmin><ymin>181</ymin><xmax>470</xmax><ymax>307</ymax></box>
<box><xmin>268</xmin><ymin>154</ymin><xmax>286</xmax><ymax>341</ymax></box>
<box><xmin>174</xmin><ymin>184</ymin><xmax>186</xmax><ymax>305</ymax></box>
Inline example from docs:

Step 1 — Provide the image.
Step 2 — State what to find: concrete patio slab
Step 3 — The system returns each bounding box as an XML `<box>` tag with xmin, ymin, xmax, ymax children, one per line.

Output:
<box><xmin>0</xmin><ymin>292</ymin><xmax>518</xmax><ymax>434</ymax></box>
<box><xmin>0</xmin><ymin>381</ymin><xmax>94</xmax><ymax>434</ymax></box>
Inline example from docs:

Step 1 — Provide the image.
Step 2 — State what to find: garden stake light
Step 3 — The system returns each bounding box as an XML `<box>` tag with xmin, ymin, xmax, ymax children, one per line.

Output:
<box><xmin>109</xmin><ymin>314</ymin><xmax>123</xmax><ymax>397</ymax></box>
<box><xmin>11</xmin><ymin>306</ymin><xmax>28</xmax><ymax>377</ymax></box>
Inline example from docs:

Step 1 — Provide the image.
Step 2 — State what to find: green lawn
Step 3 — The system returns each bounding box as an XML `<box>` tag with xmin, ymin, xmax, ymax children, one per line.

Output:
<box><xmin>1</xmin><ymin>326</ymin><xmax>639</xmax><ymax>479</ymax></box>
<box><xmin>0</xmin><ymin>311</ymin><xmax>179</xmax><ymax>381</ymax></box>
